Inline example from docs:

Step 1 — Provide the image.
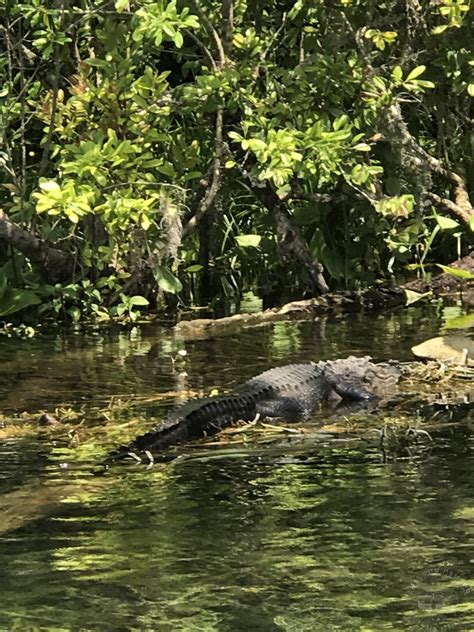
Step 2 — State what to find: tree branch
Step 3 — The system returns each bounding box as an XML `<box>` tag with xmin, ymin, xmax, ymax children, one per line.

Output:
<box><xmin>340</xmin><ymin>11</ymin><xmax>473</xmax><ymax>227</ymax></box>
<box><xmin>426</xmin><ymin>192</ymin><xmax>474</xmax><ymax>227</ymax></box>
<box><xmin>221</xmin><ymin>0</ymin><xmax>233</xmax><ymax>57</ymax></box>
<box><xmin>190</xmin><ymin>0</ymin><xmax>226</xmax><ymax>66</ymax></box>
<box><xmin>182</xmin><ymin>2</ymin><xmax>228</xmax><ymax>237</ymax></box>
<box><xmin>182</xmin><ymin>106</ymin><xmax>224</xmax><ymax>237</ymax></box>
<box><xmin>0</xmin><ymin>209</ymin><xmax>78</xmax><ymax>282</ymax></box>
<box><xmin>38</xmin><ymin>0</ymin><xmax>69</xmax><ymax>178</ymax></box>
<box><xmin>384</xmin><ymin>103</ymin><xmax>474</xmax><ymax>224</ymax></box>
<box><xmin>225</xmin><ymin>147</ymin><xmax>329</xmax><ymax>294</ymax></box>
<box><xmin>185</xmin><ymin>29</ymin><xmax>217</xmax><ymax>71</ymax></box>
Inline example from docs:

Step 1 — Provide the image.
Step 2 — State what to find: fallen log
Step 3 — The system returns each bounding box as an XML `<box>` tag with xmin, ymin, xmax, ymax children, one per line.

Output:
<box><xmin>175</xmin><ymin>254</ymin><xmax>473</xmax><ymax>337</ymax></box>
<box><xmin>175</xmin><ymin>286</ymin><xmax>406</xmax><ymax>336</ymax></box>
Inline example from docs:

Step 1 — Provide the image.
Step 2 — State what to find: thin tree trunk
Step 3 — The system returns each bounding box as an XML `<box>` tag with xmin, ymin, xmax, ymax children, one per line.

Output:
<box><xmin>248</xmin><ymin>182</ymin><xmax>329</xmax><ymax>294</ymax></box>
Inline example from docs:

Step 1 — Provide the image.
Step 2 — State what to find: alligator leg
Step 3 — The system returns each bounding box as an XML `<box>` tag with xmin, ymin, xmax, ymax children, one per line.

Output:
<box><xmin>327</xmin><ymin>377</ymin><xmax>376</xmax><ymax>401</ymax></box>
<box><xmin>256</xmin><ymin>396</ymin><xmax>307</xmax><ymax>420</ymax></box>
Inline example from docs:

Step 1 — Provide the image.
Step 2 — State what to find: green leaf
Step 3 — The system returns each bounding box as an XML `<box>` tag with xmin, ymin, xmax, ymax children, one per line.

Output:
<box><xmin>140</xmin><ymin>214</ymin><xmax>151</xmax><ymax>231</ymax></box>
<box><xmin>185</xmin><ymin>264</ymin><xmax>204</xmax><ymax>273</ymax></box>
<box><xmin>406</xmin><ymin>65</ymin><xmax>426</xmax><ymax>81</ymax></box>
<box><xmin>228</xmin><ymin>131</ymin><xmax>243</xmax><ymax>141</ymax></box>
<box><xmin>392</xmin><ymin>66</ymin><xmax>403</xmax><ymax>82</ymax></box>
<box><xmin>66</xmin><ymin>209</ymin><xmax>80</xmax><ymax>224</ymax></box>
<box><xmin>39</xmin><ymin>180</ymin><xmax>61</xmax><ymax>192</ymax></box>
<box><xmin>353</xmin><ymin>143</ymin><xmax>371</xmax><ymax>151</ymax></box>
<box><xmin>436</xmin><ymin>265</ymin><xmax>474</xmax><ymax>280</ymax></box>
<box><xmin>287</xmin><ymin>0</ymin><xmax>303</xmax><ymax>20</ymax></box>
<box><xmin>84</xmin><ymin>58</ymin><xmax>111</xmax><ymax>69</ymax></box>
<box><xmin>247</xmin><ymin>138</ymin><xmax>267</xmax><ymax>152</ymax></box>
<box><xmin>183</xmin><ymin>171</ymin><xmax>203</xmax><ymax>181</ymax></box>
<box><xmin>374</xmin><ymin>36</ymin><xmax>385</xmax><ymax>50</ymax></box>
<box><xmin>383</xmin><ymin>31</ymin><xmax>397</xmax><ymax>42</ymax></box>
<box><xmin>114</xmin><ymin>0</ymin><xmax>129</xmax><ymax>10</ymax></box>
<box><xmin>235</xmin><ymin>234</ymin><xmax>262</xmax><ymax>248</ymax></box>
<box><xmin>156</xmin><ymin>163</ymin><xmax>176</xmax><ymax>177</ymax></box>
<box><xmin>153</xmin><ymin>266</ymin><xmax>183</xmax><ymax>294</ymax></box>
<box><xmin>128</xmin><ymin>295</ymin><xmax>150</xmax><ymax>306</ymax></box>
<box><xmin>162</xmin><ymin>24</ymin><xmax>176</xmax><ymax>39</ymax></box>
<box><xmin>333</xmin><ymin>114</ymin><xmax>349</xmax><ymax>131</ymax></box>
<box><xmin>467</xmin><ymin>84</ymin><xmax>474</xmax><ymax>97</ymax></box>
<box><xmin>414</xmin><ymin>80</ymin><xmax>435</xmax><ymax>89</ymax></box>
<box><xmin>0</xmin><ymin>289</ymin><xmax>41</xmax><ymax>318</ymax></box>
<box><xmin>174</xmin><ymin>31</ymin><xmax>184</xmax><ymax>48</ymax></box>
<box><xmin>436</xmin><ymin>215</ymin><xmax>459</xmax><ymax>230</ymax></box>
<box><xmin>68</xmin><ymin>306</ymin><xmax>82</xmax><ymax>322</ymax></box>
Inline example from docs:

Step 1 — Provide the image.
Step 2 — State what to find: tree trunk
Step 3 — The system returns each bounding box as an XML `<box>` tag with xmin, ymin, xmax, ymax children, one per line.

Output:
<box><xmin>249</xmin><ymin>182</ymin><xmax>329</xmax><ymax>294</ymax></box>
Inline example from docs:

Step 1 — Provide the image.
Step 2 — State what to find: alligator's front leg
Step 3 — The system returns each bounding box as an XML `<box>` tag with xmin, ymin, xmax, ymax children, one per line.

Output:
<box><xmin>325</xmin><ymin>375</ymin><xmax>376</xmax><ymax>401</ymax></box>
<box><xmin>255</xmin><ymin>396</ymin><xmax>307</xmax><ymax>421</ymax></box>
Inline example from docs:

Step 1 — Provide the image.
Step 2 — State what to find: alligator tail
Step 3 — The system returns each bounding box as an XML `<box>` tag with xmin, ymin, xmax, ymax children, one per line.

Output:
<box><xmin>106</xmin><ymin>392</ymin><xmax>258</xmax><ymax>465</ymax></box>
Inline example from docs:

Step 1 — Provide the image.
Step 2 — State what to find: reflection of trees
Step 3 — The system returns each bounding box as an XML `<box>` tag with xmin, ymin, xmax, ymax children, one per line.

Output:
<box><xmin>0</xmin><ymin>435</ymin><xmax>472</xmax><ymax>629</ymax></box>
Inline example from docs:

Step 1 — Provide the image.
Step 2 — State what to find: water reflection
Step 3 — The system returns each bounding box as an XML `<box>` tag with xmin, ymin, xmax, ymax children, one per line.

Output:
<box><xmin>0</xmin><ymin>303</ymin><xmax>472</xmax><ymax>630</ymax></box>
<box><xmin>1</xmin><ymin>435</ymin><xmax>472</xmax><ymax>630</ymax></box>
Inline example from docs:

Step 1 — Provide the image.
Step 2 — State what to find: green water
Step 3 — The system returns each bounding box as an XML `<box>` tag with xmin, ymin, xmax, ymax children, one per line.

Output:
<box><xmin>0</xmin><ymin>305</ymin><xmax>473</xmax><ymax>631</ymax></box>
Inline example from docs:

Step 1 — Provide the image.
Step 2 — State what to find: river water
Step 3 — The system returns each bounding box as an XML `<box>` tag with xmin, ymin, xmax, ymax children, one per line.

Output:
<box><xmin>0</xmin><ymin>304</ymin><xmax>472</xmax><ymax>631</ymax></box>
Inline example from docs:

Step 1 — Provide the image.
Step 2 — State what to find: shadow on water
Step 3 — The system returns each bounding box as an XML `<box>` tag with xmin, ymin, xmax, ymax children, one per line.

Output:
<box><xmin>0</xmin><ymin>303</ymin><xmax>473</xmax><ymax>630</ymax></box>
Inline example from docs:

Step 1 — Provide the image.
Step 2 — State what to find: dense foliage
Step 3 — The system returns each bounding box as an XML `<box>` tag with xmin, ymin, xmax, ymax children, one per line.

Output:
<box><xmin>0</xmin><ymin>0</ymin><xmax>472</xmax><ymax>322</ymax></box>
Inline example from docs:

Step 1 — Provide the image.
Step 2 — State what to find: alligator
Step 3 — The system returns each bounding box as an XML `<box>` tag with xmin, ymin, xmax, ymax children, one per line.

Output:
<box><xmin>108</xmin><ymin>356</ymin><xmax>401</xmax><ymax>465</ymax></box>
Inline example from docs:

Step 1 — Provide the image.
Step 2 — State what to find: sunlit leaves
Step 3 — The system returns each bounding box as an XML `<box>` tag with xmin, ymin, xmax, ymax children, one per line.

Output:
<box><xmin>436</xmin><ymin>264</ymin><xmax>474</xmax><ymax>280</ymax></box>
<box><xmin>391</xmin><ymin>65</ymin><xmax>435</xmax><ymax>92</ymax></box>
<box><xmin>233</xmin><ymin>28</ymin><xmax>265</xmax><ymax>57</ymax></box>
<box><xmin>436</xmin><ymin>215</ymin><xmax>460</xmax><ymax>230</ymax></box>
<box><xmin>392</xmin><ymin>66</ymin><xmax>403</xmax><ymax>82</ymax></box>
<box><xmin>132</xmin><ymin>1</ymin><xmax>199</xmax><ymax>48</ymax></box>
<box><xmin>230</xmin><ymin>129</ymin><xmax>303</xmax><ymax>187</ymax></box>
<box><xmin>287</xmin><ymin>0</ymin><xmax>304</xmax><ymax>21</ymax></box>
<box><xmin>347</xmin><ymin>163</ymin><xmax>384</xmax><ymax>187</ymax></box>
<box><xmin>115</xmin><ymin>0</ymin><xmax>129</xmax><ymax>11</ymax></box>
<box><xmin>432</xmin><ymin>0</ymin><xmax>470</xmax><ymax>33</ymax></box>
<box><xmin>365</xmin><ymin>28</ymin><xmax>398</xmax><ymax>50</ymax></box>
<box><xmin>373</xmin><ymin>195</ymin><xmax>415</xmax><ymax>218</ymax></box>
<box><xmin>235</xmin><ymin>235</ymin><xmax>262</xmax><ymax>248</ymax></box>
<box><xmin>33</xmin><ymin>179</ymin><xmax>94</xmax><ymax>224</ymax></box>
<box><xmin>406</xmin><ymin>65</ymin><xmax>427</xmax><ymax>81</ymax></box>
